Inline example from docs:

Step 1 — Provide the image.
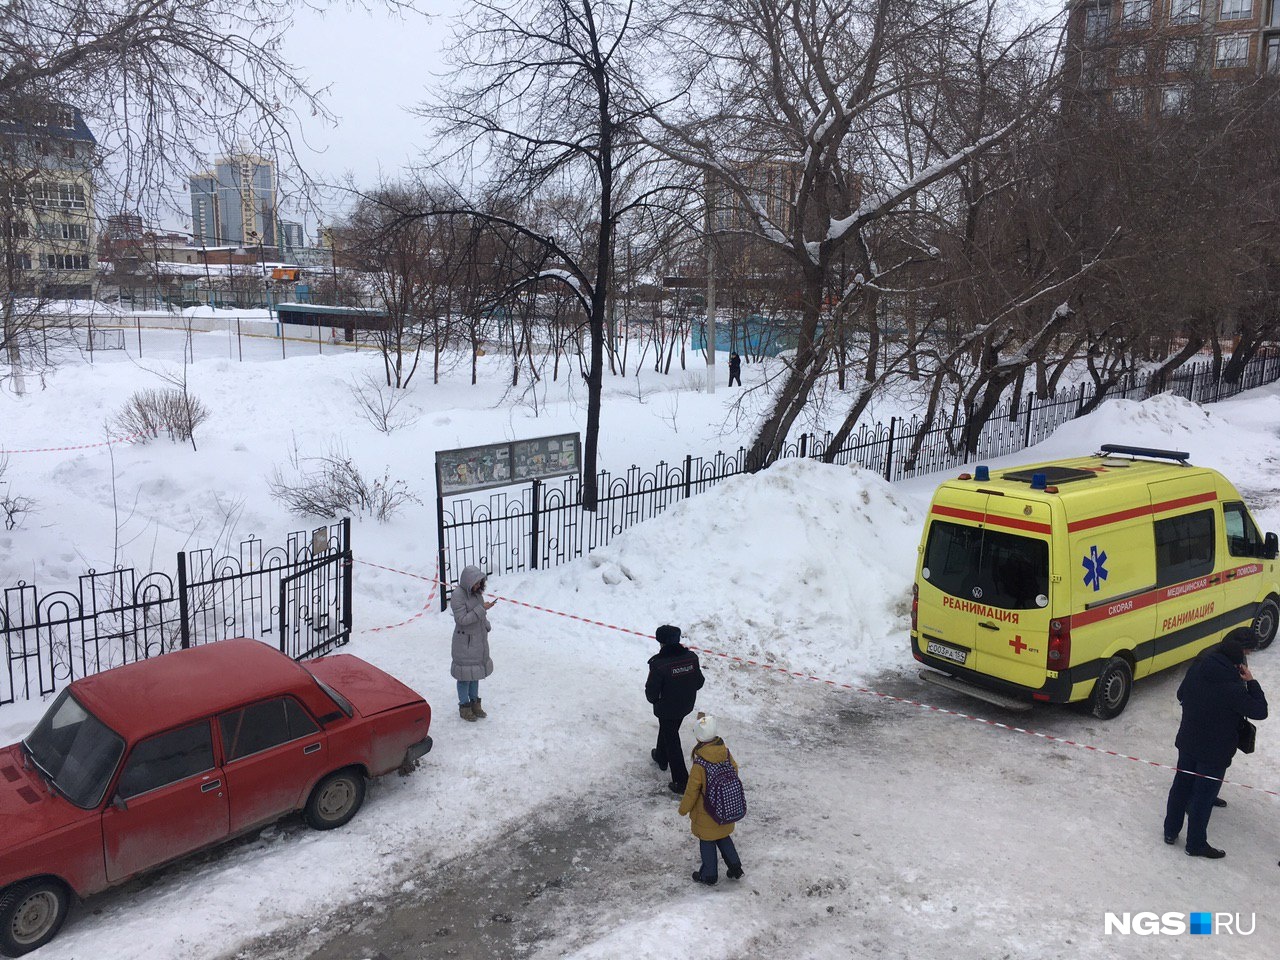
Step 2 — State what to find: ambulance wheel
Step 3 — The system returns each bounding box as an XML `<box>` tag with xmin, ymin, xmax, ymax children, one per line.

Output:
<box><xmin>1251</xmin><ymin>598</ymin><xmax>1278</xmax><ymax>651</ymax></box>
<box><xmin>1090</xmin><ymin>657</ymin><xmax>1132</xmax><ymax>720</ymax></box>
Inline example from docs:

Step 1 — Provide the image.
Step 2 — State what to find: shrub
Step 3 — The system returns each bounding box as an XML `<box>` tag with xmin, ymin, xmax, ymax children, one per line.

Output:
<box><xmin>268</xmin><ymin>443</ymin><xmax>418</xmax><ymax>522</ymax></box>
<box><xmin>114</xmin><ymin>388</ymin><xmax>210</xmax><ymax>443</ymax></box>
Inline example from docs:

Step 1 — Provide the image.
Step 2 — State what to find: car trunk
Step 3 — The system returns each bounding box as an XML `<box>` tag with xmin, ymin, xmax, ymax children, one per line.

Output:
<box><xmin>306</xmin><ymin>655</ymin><xmax>424</xmax><ymax>718</ymax></box>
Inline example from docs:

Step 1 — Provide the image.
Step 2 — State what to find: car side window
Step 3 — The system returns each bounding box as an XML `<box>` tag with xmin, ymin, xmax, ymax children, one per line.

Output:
<box><xmin>219</xmin><ymin>697</ymin><xmax>320</xmax><ymax>762</ymax></box>
<box><xmin>116</xmin><ymin>722</ymin><xmax>215</xmax><ymax>799</ymax></box>
<box><xmin>1222</xmin><ymin>502</ymin><xmax>1262</xmax><ymax>558</ymax></box>
<box><xmin>1154</xmin><ymin>509</ymin><xmax>1215</xmax><ymax>587</ymax></box>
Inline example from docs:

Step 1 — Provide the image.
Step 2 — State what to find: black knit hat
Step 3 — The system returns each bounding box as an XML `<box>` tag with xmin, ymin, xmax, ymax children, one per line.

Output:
<box><xmin>655</xmin><ymin>624</ymin><xmax>681</xmax><ymax>645</ymax></box>
<box><xmin>1219</xmin><ymin>635</ymin><xmax>1247</xmax><ymax>665</ymax></box>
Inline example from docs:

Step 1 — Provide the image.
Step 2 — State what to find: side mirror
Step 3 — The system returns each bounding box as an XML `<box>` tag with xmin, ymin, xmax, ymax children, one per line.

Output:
<box><xmin>1266</xmin><ymin>532</ymin><xmax>1278</xmax><ymax>561</ymax></box>
<box><xmin>111</xmin><ymin>794</ymin><xmax>128</xmax><ymax>813</ymax></box>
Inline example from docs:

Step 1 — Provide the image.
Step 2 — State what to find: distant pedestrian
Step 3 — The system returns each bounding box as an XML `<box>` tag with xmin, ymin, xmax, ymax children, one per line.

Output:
<box><xmin>728</xmin><ymin>352</ymin><xmax>742</xmax><ymax>387</ymax></box>
<box><xmin>1163</xmin><ymin>633</ymin><xmax>1267</xmax><ymax>858</ymax></box>
<box><xmin>450</xmin><ymin>565</ymin><xmax>496</xmax><ymax>722</ymax></box>
<box><xmin>679</xmin><ymin>713</ymin><xmax>745</xmax><ymax>885</ymax></box>
<box><xmin>646</xmin><ymin>624</ymin><xmax>704</xmax><ymax>793</ymax></box>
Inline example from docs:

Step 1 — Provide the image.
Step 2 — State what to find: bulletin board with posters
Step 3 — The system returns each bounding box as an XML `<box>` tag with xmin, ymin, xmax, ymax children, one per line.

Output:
<box><xmin>435</xmin><ymin>432</ymin><xmax>581</xmax><ymax>497</ymax></box>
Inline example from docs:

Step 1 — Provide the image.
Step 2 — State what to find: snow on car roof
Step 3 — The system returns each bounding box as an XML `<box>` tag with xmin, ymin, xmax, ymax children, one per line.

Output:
<box><xmin>70</xmin><ymin>638</ymin><xmax>312</xmax><ymax>740</ymax></box>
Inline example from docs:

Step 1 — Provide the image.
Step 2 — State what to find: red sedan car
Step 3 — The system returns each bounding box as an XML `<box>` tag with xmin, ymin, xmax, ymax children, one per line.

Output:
<box><xmin>0</xmin><ymin>638</ymin><xmax>432</xmax><ymax>956</ymax></box>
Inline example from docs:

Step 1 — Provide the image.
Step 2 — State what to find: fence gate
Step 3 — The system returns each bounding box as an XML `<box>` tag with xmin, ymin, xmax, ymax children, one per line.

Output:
<box><xmin>278</xmin><ymin>532</ymin><xmax>353</xmax><ymax>660</ymax></box>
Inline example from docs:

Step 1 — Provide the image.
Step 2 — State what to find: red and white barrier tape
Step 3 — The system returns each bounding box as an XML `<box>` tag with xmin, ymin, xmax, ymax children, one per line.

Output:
<box><xmin>0</xmin><ymin>431</ymin><xmax>146</xmax><ymax>454</ymax></box>
<box><xmin>359</xmin><ymin>558</ymin><xmax>440</xmax><ymax>634</ymax></box>
<box><xmin>357</xmin><ymin>559</ymin><xmax>1277</xmax><ymax>799</ymax></box>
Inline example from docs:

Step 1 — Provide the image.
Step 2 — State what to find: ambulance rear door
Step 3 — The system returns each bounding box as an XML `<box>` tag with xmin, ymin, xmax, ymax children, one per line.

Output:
<box><xmin>968</xmin><ymin>493</ymin><xmax>1054</xmax><ymax>689</ymax></box>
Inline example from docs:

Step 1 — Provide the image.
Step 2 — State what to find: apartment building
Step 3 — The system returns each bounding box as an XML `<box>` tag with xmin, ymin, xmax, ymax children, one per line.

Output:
<box><xmin>189</xmin><ymin>152</ymin><xmax>277</xmax><ymax>248</ymax></box>
<box><xmin>0</xmin><ymin>102</ymin><xmax>97</xmax><ymax>300</ymax></box>
<box><xmin>1070</xmin><ymin>0</ymin><xmax>1280</xmax><ymax>117</ymax></box>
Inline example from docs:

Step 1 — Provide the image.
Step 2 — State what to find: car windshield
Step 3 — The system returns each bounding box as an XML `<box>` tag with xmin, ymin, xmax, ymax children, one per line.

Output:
<box><xmin>22</xmin><ymin>689</ymin><xmax>126</xmax><ymax>809</ymax></box>
<box><xmin>923</xmin><ymin>520</ymin><xmax>1049</xmax><ymax>611</ymax></box>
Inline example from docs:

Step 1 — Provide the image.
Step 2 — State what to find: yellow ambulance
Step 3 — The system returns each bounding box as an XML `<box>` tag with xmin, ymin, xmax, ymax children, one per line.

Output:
<box><xmin>910</xmin><ymin>444</ymin><xmax>1279</xmax><ymax>718</ymax></box>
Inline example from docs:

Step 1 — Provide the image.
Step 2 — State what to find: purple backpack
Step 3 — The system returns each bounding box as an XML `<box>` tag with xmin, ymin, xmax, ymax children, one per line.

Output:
<box><xmin>693</xmin><ymin>751</ymin><xmax>746</xmax><ymax>825</ymax></box>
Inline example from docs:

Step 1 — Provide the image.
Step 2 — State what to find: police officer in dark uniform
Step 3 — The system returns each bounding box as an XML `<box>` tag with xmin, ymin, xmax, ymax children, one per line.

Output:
<box><xmin>647</xmin><ymin>624</ymin><xmax>705</xmax><ymax>794</ymax></box>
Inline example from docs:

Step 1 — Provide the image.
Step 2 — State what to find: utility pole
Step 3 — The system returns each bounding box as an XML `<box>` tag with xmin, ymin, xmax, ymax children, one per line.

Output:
<box><xmin>705</xmin><ymin>173</ymin><xmax>716</xmax><ymax>395</ymax></box>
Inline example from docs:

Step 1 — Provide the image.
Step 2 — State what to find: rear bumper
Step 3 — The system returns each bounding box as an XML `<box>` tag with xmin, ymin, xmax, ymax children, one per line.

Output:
<box><xmin>404</xmin><ymin>736</ymin><xmax>433</xmax><ymax>766</ymax></box>
<box><xmin>911</xmin><ymin>633</ymin><xmax>1075</xmax><ymax>704</ymax></box>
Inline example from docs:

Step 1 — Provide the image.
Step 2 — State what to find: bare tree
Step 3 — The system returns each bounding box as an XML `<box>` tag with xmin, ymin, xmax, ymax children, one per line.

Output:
<box><xmin>649</xmin><ymin>0</ymin><xmax>1066</xmax><ymax>467</ymax></box>
<box><xmin>423</xmin><ymin>0</ymin><xmax>672</xmax><ymax>510</ymax></box>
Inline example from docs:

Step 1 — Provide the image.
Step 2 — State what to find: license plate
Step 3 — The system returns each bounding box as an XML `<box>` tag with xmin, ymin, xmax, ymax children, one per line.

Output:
<box><xmin>926</xmin><ymin>640</ymin><xmax>968</xmax><ymax>665</ymax></box>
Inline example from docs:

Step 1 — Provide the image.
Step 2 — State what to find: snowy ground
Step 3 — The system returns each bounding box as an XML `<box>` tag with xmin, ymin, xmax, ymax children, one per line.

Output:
<box><xmin>2</xmin><ymin>327</ymin><xmax>1279</xmax><ymax>959</ymax></box>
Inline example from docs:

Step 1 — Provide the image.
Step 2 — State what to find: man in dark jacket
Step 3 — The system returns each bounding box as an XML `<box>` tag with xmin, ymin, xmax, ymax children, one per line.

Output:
<box><xmin>728</xmin><ymin>352</ymin><xmax>742</xmax><ymax>387</ymax></box>
<box><xmin>647</xmin><ymin>624</ymin><xmax>705</xmax><ymax>794</ymax></box>
<box><xmin>1163</xmin><ymin>634</ymin><xmax>1268</xmax><ymax>858</ymax></box>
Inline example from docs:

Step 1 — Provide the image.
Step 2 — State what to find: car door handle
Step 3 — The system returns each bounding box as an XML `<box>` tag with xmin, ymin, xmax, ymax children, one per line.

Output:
<box><xmin>303</xmin><ymin>743</ymin><xmax>322</xmax><ymax>755</ymax></box>
<box><xmin>1225</xmin><ymin>571</ymin><xmax>1236</xmax><ymax>579</ymax></box>
<box><xmin>200</xmin><ymin>780</ymin><xmax>222</xmax><ymax>793</ymax></box>
<box><xmin>978</xmin><ymin>621</ymin><xmax>1000</xmax><ymax>631</ymax></box>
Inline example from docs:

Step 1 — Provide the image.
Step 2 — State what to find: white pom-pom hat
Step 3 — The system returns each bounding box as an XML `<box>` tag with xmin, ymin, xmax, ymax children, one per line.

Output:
<box><xmin>693</xmin><ymin>713</ymin><xmax>719</xmax><ymax>742</ymax></box>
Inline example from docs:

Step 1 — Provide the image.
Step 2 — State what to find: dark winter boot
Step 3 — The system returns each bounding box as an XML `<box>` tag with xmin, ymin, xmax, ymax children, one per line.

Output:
<box><xmin>691</xmin><ymin>871</ymin><xmax>717</xmax><ymax>885</ymax></box>
<box><xmin>726</xmin><ymin>864</ymin><xmax>744</xmax><ymax>880</ymax></box>
<box><xmin>470</xmin><ymin>698</ymin><xmax>487</xmax><ymax>719</ymax></box>
<box><xmin>459</xmin><ymin>702</ymin><xmax>477</xmax><ymax>722</ymax></box>
<box><xmin>651</xmin><ymin>748</ymin><xmax>668</xmax><ymax>771</ymax></box>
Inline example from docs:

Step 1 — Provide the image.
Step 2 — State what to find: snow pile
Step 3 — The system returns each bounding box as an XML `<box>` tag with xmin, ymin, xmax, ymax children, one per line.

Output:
<box><xmin>508</xmin><ymin>459</ymin><xmax>920</xmax><ymax>682</ymax></box>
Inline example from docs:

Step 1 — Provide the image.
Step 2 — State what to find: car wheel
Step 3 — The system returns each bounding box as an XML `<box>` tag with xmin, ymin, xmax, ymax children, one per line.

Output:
<box><xmin>304</xmin><ymin>769</ymin><xmax>366</xmax><ymax>831</ymax></box>
<box><xmin>1090</xmin><ymin>656</ymin><xmax>1133</xmax><ymax>720</ymax></box>
<box><xmin>1251</xmin><ymin>598</ymin><xmax>1279</xmax><ymax>651</ymax></box>
<box><xmin>0</xmin><ymin>880</ymin><xmax>70</xmax><ymax>957</ymax></box>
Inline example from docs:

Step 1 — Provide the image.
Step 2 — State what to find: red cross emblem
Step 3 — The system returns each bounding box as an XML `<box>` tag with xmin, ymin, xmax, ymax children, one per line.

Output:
<box><xmin>1009</xmin><ymin>635</ymin><xmax>1028</xmax><ymax>655</ymax></box>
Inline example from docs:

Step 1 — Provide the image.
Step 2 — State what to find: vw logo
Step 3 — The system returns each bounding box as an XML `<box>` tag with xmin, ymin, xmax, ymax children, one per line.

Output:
<box><xmin>971</xmin><ymin>586</ymin><xmax>984</xmax><ymax>599</ymax></box>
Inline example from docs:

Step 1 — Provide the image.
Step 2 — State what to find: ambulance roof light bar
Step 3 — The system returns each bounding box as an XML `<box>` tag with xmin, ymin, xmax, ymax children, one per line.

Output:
<box><xmin>1098</xmin><ymin>443</ymin><xmax>1191</xmax><ymax>464</ymax></box>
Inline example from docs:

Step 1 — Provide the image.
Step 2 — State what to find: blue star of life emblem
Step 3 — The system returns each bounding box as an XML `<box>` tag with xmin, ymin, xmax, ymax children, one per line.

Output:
<box><xmin>1082</xmin><ymin>545</ymin><xmax>1108</xmax><ymax>592</ymax></box>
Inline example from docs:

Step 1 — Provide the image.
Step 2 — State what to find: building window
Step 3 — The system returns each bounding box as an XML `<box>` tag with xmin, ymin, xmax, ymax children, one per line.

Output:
<box><xmin>42</xmin><ymin>254</ymin><xmax>90</xmax><ymax>270</ymax></box>
<box><xmin>1121</xmin><ymin>0</ymin><xmax>1152</xmax><ymax>25</ymax></box>
<box><xmin>1171</xmin><ymin>0</ymin><xmax>1202</xmax><ymax>21</ymax></box>
<box><xmin>1269</xmin><ymin>0</ymin><xmax>1280</xmax><ymax>26</ymax></box>
<box><xmin>1220</xmin><ymin>0</ymin><xmax>1253</xmax><ymax>20</ymax></box>
<box><xmin>1215</xmin><ymin>34</ymin><xmax>1251</xmax><ymax>67</ymax></box>
<box><xmin>30</xmin><ymin>182</ymin><xmax>87</xmax><ymax>210</ymax></box>
<box><xmin>1085</xmin><ymin>2</ymin><xmax>1111</xmax><ymax>37</ymax></box>
<box><xmin>6</xmin><ymin>253</ymin><xmax>32</xmax><ymax>271</ymax></box>
<box><xmin>1166</xmin><ymin>38</ymin><xmax>1201</xmax><ymax>71</ymax></box>
<box><xmin>6</xmin><ymin>221</ymin><xmax>30</xmax><ymax>239</ymax></box>
<box><xmin>1268</xmin><ymin>34</ymin><xmax>1280</xmax><ymax>71</ymax></box>
<box><xmin>1161</xmin><ymin>85</ymin><xmax>1189</xmax><ymax>114</ymax></box>
<box><xmin>1113</xmin><ymin>86</ymin><xmax>1145</xmax><ymax>115</ymax></box>
<box><xmin>39</xmin><ymin>222</ymin><xmax>89</xmax><ymax>242</ymax></box>
<box><xmin>1117</xmin><ymin>45</ymin><xmax>1148</xmax><ymax>74</ymax></box>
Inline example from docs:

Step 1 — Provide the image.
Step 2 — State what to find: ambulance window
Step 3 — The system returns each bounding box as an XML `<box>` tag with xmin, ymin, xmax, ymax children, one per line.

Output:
<box><xmin>923</xmin><ymin>521</ymin><xmax>1048</xmax><ymax>610</ymax></box>
<box><xmin>1222</xmin><ymin>502</ymin><xmax>1263</xmax><ymax>558</ymax></box>
<box><xmin>1154</xmin><ymin>510</ymin><xmax>1215</xmax><ymax>587</ymax></box>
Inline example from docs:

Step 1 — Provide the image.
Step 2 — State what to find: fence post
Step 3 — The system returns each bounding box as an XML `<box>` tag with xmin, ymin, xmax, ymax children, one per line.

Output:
<box><xmin>437</xmin><ymin>492</ymin><xmax>449</xmax><ymax>612</ymax></box>
<box><xmin>341</xmin><ymin>517</ymin><xmax>353</xmax><ymax>641</ymax></box>
<box><xmin>683</xmin><ymin>454</ymin><xmax>692</xmax><ymax>499</ymax></box>
<box><xmin>1023</xmin><ymin>392</ymin><xmax>1034</xmax><ymax>449</ymax></box>
<box><xmin>176</xmin><ymin>551</ymin><xmax>191</xmax><ymax>649</ymax></box>
<box><xmin>883</xmin><ymin>417</ymin><xmax>897</xmax><ymax>482</ymax></box>
<box><xmin>799</xmin><ymin>433</ymin><xmax>808</xmax><ymax>459</ymax></box>
<box><xmin>529</xmin><ymin>479</ymin><xmax>541</xmax><ymax>571</ymax></box>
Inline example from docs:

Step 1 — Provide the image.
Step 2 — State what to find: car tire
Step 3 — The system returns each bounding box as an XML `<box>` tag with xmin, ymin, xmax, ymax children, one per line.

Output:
<box><xmin>303</xmin><ymin>769</ymin><xmax>366</xmax><ymax>831</ymax></box>
<box><xmin>1251</xmin><ymin>597</ymin><xmax>1279</xmax><ymax>651</ymax></box>
<box><xmin>1090</xmin><ymin>656</ymin><xmax>1133</xmax><ymax>720</ymax></box>
<box><xmin>0</xmin><ymin>879</ymin><xmax>70</xmax><ymax>957</ymax></box>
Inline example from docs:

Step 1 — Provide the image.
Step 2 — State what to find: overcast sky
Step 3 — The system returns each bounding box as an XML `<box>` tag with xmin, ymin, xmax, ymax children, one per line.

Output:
<box><xmin>254</xmin><ymin>0</ymin><xmax>1064</xmax><ymax>234</ymax></box>
<box><xmin>275</xmin><ymin>1</ymin><xmax>459</xmax><ymax>224</ymax></box>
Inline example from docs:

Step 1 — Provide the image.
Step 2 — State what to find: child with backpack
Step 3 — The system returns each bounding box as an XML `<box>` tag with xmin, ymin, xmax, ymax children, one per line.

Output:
<box><xmin>678</xmin><ymin>713</ymin><xmax>746</xmax><ymax>885</ymax></box>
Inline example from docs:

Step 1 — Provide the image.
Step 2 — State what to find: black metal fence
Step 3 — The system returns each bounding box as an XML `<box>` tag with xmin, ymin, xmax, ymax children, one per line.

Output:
<box><xmin>439</xmin><ymin>349</ymin><xmax>1280</xmax><ymax>605</ymax></box>
<box><xmin>1</xmin><ymin>519</ymin><xmax>352</xmax><ymax>707</ymax></box>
